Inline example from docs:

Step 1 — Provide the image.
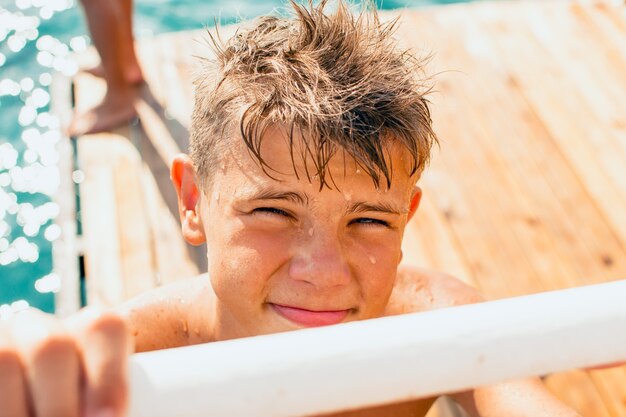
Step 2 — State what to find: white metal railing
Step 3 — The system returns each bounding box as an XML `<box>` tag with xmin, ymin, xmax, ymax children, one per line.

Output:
<box><xmin>128</xmin><ymin>280</ymin><xmax>626</xmax><ymax>417</ymax></box>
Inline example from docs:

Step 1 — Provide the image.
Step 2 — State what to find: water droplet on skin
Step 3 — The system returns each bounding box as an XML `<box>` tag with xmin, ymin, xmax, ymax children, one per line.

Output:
<box><xmin>369</xmin><ymin>256</ymin><xmax>377</xmax><ymax>265</ymax></box>
<box><xmin>356</xmin><ymin>169</ymin><xmax>361</xmax><ymax>174</ymax></box>
<box><xmin>308</xmin><ymin>227</ymin><xmax>314</xmax><ymax>236</ymax></box>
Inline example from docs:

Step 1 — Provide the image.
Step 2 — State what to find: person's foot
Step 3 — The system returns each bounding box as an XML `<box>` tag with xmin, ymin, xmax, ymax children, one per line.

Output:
<box><xmin>82</xmin><ymin>63</ymin><xmax>145</xmax><ymax>86</ymax></box>
<box><xmin>68</xmin><ymin>90</ymin><xmax>138</xmax><ymax>136</ymax></box>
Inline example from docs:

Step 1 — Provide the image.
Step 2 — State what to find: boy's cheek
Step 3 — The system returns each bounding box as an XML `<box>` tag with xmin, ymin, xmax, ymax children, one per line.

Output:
<box><xmin>207</xmin><ymin>231</ymin><xmax>291</xmax><ymax>286</ymax></box>
<box><xmin>348</xmin><ymin>232</ymin><xmax>404</xmax><ymax>267</ymax></box>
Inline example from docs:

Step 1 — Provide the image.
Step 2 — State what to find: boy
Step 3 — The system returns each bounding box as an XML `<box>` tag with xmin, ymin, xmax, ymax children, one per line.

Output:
<box><xmin>0</xmin><ymin>1</ymin><xmax>581</xmax><ymax>416</ymax></box>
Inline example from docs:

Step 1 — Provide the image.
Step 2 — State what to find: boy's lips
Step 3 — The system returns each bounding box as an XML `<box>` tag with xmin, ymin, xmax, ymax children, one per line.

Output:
<box><xmin>270</xmin><ymin>303</ymin><xmax>350</xmax><ymax>327</ymax></box>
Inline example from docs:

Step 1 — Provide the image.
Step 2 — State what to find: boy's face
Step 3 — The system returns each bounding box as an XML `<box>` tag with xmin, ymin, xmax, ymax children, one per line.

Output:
<box><xmin>172</xmin><ymin>126</ymin><xmax>421</xmax><ymax>340</ymax></box>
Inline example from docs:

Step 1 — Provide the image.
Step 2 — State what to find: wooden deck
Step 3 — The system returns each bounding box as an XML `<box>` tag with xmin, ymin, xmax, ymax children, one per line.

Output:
<box><xmin>53</xmin><ymin>0</ymin><xmax>626</xmax><ymax>415</ymax></box>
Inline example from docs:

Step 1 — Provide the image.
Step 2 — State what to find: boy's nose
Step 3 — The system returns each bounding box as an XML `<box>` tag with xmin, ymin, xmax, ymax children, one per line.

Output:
<box><xmin>288</xmin><ymin>232</ymin><xmax>351</xmax><ymax>289</ymax></box>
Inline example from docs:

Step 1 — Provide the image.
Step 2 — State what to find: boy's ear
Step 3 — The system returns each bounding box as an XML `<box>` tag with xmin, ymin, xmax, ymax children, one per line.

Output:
<box><xmin>407</xmin><ymin>186</ymin><xmax>422</xmax><ymax>222</ymax></box>
<box><xmin>171</xmin><ymin>154</ymin><xmax>206</xmax><ymax>246</ymax></box>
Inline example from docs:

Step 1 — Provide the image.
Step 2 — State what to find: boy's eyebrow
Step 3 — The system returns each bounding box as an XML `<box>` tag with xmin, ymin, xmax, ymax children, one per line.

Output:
<box><xmin>346</xmin><ymin>201</ymin><xmax>404</xmax><ymax>215</ymax></box>
<box><xmin>245</xmin><ymin>188</ymin><xmax>404</xmax><ymax>214</ymax></box>
<box><xmin>248</xmin><ymin>189</ymin><xmax>309</xmax><ymax>205</ymax></box>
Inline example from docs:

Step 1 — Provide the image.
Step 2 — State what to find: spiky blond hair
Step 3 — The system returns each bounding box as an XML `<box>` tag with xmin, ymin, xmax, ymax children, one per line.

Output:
<box><xmin>190</xmin><ymin>0</ymin><xmax>436</xmax><ymax>189</ymax></box>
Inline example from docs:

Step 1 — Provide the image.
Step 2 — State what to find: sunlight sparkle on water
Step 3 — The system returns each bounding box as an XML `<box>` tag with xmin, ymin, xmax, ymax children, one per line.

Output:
<box><xmin>69</xmin><ymin>35</ymin><xmax>87</xmax><ymax>52</ymax></box>
<box><xmin>35</xmin><ymin>272</ymin><xmax>61</xmax><ymax>293</ymax></box>
<box><xmin>19</xmin><ymin>105</ymin><xmax>38</xmax><ymax>126</ymax></box>
<box><xmin>44</xmin><ymin>223</ymin><xmax>61</xmax><ymax>241</ymax></box>
<box><xmin>35</xmin><ymin>33</ymin><xmax>78</xmax><ymax>76</ymax></box>
<box><xmin>0</xmin><ymin>236</ymin><xmax>39</xmax><ymax>264</ymax></box>
<box><xmin>0</xmin><ymin>144</ymin><xmax>19</xmax><ymax>170</ymax></box>
<box><xmin>38</xmin><ymin>73</ymin><xmax>52</xmax><ymax>86</ymax></box>
<box><xmin>20</xmin><ymin>77</ymin><xmax>35</xmax><ymax>92</ymax></box>
<box><xmin>1</xmin><ymin>0</ymin><xmax>74</xmax><ymax>309</ymax></box>
<box><xmin>0</xmin><ymin>79</ymin><xmax>21</xmax><ymax>96</ymax></box>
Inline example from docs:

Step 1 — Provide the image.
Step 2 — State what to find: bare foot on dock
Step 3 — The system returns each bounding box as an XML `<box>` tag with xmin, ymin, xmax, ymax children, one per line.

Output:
<box><xmin>68</xmin><ymin>90</ymin><xmax>138</xmax><ymax>136</ymax></box>
<box><xmin>82</xmin><ymin>63</ymin><xmax>145</xmax><ymax>85</ymax></box>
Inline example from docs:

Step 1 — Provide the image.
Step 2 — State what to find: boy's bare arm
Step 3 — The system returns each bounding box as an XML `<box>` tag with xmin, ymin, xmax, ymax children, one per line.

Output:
<box><xmin>451</xmin><ymin>379</ymin><xmax>582</xmax><ymax>417</ymax></box>
<box><xmin>393</xmin><ymin>267</ymin><xmax>581</xmax><ymax>417</ymax></box>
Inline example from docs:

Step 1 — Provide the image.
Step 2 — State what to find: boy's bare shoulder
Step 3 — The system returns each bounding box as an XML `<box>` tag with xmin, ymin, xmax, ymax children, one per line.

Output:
<box><xmin>120</xmin><ymin>273</ymin><xmax>217</xmax><ymax>351</ymax></box>
<box><xmin>385</xmin><ymin>266</ymin><xmax>483</xmax><ymax>316</ymax></box>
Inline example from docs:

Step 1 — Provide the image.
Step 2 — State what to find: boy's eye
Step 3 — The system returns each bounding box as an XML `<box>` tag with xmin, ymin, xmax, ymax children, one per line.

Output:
<box><xmin>351</xmin><ymin>217</ymin><xmax>390</xmax><ymax>227</ymax></box>
<box><xmin>252</xmin><ymin>207</ymin><xmax>292</xmax><ymax>218</ymax></box>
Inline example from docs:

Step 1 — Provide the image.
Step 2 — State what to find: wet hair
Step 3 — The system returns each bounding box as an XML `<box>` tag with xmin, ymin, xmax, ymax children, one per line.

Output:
<box><xmin>190</xmin><ymin>0</ymin><xmax>437</xmax><ymax>189</ymax></box>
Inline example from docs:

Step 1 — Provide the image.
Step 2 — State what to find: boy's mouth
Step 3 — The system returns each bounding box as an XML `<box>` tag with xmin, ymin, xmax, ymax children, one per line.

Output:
<box><xmin>269</xmin><ymin>303</ymin><xmax>350</xmax><ymax>327</ymax></box>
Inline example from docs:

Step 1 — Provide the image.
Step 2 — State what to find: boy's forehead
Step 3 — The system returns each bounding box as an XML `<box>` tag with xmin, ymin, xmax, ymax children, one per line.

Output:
<box><xmin>217</xmin><ymin>124</ymin><xmax>419</xmax><ymax>189</ymax></box>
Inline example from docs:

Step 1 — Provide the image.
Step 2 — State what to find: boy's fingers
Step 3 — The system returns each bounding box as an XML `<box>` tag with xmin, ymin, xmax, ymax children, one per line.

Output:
<box><xmin>0</xmin><ymin>323</ymin><xmax>30</xmax><ymax>417</ymax></box>
<box><xmin>72</xmin><ymin>309</ymin><xmax>132</xmax><ymax>417</ymax></box>
<box><xmin>11</xmin><ymin>309</ymin><xmax>81</xmax><ymax>417</ymax></box>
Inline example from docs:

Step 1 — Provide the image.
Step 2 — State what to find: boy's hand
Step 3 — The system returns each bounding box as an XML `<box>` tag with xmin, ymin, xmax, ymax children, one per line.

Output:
<box><xmin>0</xmin><ymin>308</ymin><xmax>132</xmax><ymax>417</ymax></box>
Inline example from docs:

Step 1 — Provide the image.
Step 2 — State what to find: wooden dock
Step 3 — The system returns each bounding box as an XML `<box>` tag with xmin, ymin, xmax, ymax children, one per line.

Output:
<box><xmin>52</xmin><ymin>0</ymin><xmax>626</xmax><ymax>415</ymax></box>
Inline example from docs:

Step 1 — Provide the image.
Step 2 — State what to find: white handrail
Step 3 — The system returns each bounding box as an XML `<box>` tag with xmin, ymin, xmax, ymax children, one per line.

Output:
<box><xmin>128</xmin><ymin>280</ymin><xmax>626</xmax><ymax>417</ymax></box>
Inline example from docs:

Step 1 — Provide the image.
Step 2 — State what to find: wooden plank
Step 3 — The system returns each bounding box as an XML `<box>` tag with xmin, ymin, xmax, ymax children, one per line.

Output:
<box><xmin>110</xmin><ymin>129</ymin><xmax>158</xmax><ymax>299</ymax></box>
<box><xmin>452</xmin><ymin>1</ymin><xmax>626</xmax><ymax>285</ymax></box>
<box><xmin>77</xmin><ymin>131</ymin><xmax>160</xmax><ymax>304</ymax></box>
<box><xmin>173</xmin><ymin>32</ymin><xmax>197</xmax><ymax>124</ymax></box>
<box><xmin>139</xmin><ymin>160</ymin><xmax>199</xmax><ymax>285</ymax></box>
<box><xmin>134</xmin><ymin>36</ymin><xmax>167</xmax><ymax>105</ymax></box>
<box><xmin>78</xmin><ymin>136</ymin><xmax>125</xmax><ymax>306</ymax></box>
<box><xmin>526</xmin><ymin>1</ymin><xmax>626</xmax><ymax>187</ymax></box>
<box><xmin>403</xmin><ymin>183</ymin><xmax>475</xmax><ymax>286</ymax></box>
<box><xmin>520</xmin><ymin>1</ymin><xmax>626</xmax><ymax>268</ymax></box>
<box><xmin>588</xmin><ymin>367</ymin><xmax>626</xmax><ymax>417</ymax></box>
<box><xmin>134</xmin><ymin>95</ymin><xmax>181</xmax><ymax>164</ymax></box>
<box><xmin>398</xmin><ymin>10</ymin><xmax>552</xmax><ymax>298</ymax></box>
<box><xmin>71</xmin><ymin>54</ymin><xmax>125</xmax><ymax>307</ymax></box>
<box><xmin>159</xmin><ymin>33</ymin><xmax>193</xmax><ymax>128</ymax></box>
<box><xmin>72</xmin><ymin>54</ymin><xmax>157</xmax><ymax>301</ymax></box>
<box><xmin>544</xmin><ymin>371</ymin><xmax>612</xmax><ymax>417</ymax></box>
<box><xmin>476</xmin><ymin>1</ymin><xmax>626</xmax><ymax>255</ymax></box>
<box><xmin>72</xmin><ymin>71</ymin><xmax>106</xmax><ymax>114</ymax></box>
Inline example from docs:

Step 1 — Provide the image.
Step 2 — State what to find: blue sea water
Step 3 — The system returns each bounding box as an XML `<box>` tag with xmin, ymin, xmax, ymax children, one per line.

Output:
<box><xmin>0</xmin><ymin>0</ymin><xmax>474</xmax><ymax>316</ymax></box>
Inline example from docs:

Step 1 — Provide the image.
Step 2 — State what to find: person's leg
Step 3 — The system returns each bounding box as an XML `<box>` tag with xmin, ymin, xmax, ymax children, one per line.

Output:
<box><xmin>119</xmin><ymin>0</ymin><xmax>144</xmax><ymax>84</ymax></box>
<box><xmin>82</xmin><ymin>0</ymin><xmax>144</xmax><ymax>85</ymax></box>
<box><xmin>69</xmin><ymin>0</ymin><xmax>138</xmax><ymax>136</ymax></box>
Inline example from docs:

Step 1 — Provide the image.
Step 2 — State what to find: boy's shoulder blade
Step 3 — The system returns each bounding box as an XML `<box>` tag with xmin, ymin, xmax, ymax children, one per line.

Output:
<box><xmin>385</xmin><ymin>266</ymin><xmax>483</xmax><ymax>316</ymax></box>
